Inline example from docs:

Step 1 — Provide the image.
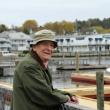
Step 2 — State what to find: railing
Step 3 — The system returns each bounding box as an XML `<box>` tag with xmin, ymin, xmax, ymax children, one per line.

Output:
<box><xmin>0</xmin><ymin>62</ymin><xmax>15</xmax><ymax>67</ymax></box>
<box><xmin>0</xmin><ymin>82</ymin><xmax>96</xmax><ymax>110</ymax></box>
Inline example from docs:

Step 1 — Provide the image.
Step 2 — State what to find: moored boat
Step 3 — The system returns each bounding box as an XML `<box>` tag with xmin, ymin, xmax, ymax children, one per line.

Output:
<box><xmin>71</xmin><ymin>73</ymin><xmax>110</xmax><ymax>85</ymax></box>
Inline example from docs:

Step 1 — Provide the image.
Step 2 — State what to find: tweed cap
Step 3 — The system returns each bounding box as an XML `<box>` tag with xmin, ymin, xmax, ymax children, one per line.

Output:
<box><xmin>31</xmin><ymin>29</ymin><xmax>57</xmax><ymax>48</ymax></box>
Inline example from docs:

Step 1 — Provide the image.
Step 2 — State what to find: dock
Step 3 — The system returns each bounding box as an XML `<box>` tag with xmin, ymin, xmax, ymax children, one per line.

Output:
<box><xmin>57</xmin><ymin>64</ymin><xmax>107</xmax><ymax>70</ymax></box>
<box><xmin>52</xmin><ymin>51</ymin><xmax>110</xmax><ymax>58</ymax></box>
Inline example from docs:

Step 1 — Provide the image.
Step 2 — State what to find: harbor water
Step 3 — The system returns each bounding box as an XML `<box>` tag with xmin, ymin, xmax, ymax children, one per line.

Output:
<box><xmin>0</xmin><ymin>55</ymin><xmax>110</xmax><ymax>89</ymax></box>
<box><xmin>0</xmin><ymin>68</ymin><xmax>107</xmax><ymax>88</ymax></box>
<box><xmin>1</xmin><ymin>55</ymin><xmax>110</xmax><ymax>87</ymax></box>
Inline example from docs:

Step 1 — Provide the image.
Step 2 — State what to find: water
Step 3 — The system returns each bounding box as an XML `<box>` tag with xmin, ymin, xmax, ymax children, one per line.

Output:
<box><xmin>0</xmin><ymin>67</ymin><xmax>108</xmax><ymax>88</ymax></box>
<box><xmin>52</xmin><ymin>69</ymin><xmax>107</xmax><ymax>88</ymax></box>
<box><xmin>0</xmin><ymin>76</ymin><xmax>13</xmax><ymax>84</ymax></box>
<box><xmin>0</xmin><ymin>69</ymin><xmax>77</xmax><ymax>88</ymax></box>
<box><xmin>52</xmin><ymin>70</ymin><xmax>75</xmax><ymax>89</ymax></box>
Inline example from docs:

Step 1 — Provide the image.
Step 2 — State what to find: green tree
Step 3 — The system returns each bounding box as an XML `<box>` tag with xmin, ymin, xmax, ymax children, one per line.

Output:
<box><xmin>88</xmin><ymin>18</ymin><xmax>102</xmax><ymax>27</ymax></box>
<box><xmin>102</xmin><ymin>18</ymin><xmax>110</xmax><ymax>29</ymax></box>
<box><xmin>0</xmin><ymin>24</ymin><xmax>8</xmax><ymax>33</ymax></box>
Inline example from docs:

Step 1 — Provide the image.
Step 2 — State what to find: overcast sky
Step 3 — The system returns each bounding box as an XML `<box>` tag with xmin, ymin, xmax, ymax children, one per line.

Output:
<box><xmin>0</xmin><ymin>0</ymin><xmax>110</xmax><ymax>27</ymax></box>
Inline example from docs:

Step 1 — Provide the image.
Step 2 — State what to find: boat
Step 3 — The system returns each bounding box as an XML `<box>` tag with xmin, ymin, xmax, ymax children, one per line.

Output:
<box><xmin>106</xmin><ymin>68</ymin><xmax>110</xmax><ymax>73</ymax></box>
<box><xmin>57</xmin><ymin>64</ymin><xmax>106</xmax><ymax>70</ymax></box>
<box><xmin>0</xmin><ymin>51</ymin><xmax>18</xmax><ymax>57</ymax></box>
<box><xmin>71</xmin><ymin>73</ymin><xmax>110</xmax><ymax>85</ymax></box>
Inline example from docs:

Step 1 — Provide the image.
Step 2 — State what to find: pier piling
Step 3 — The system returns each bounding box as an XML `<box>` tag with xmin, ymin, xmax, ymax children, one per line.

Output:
<box><xmin>96</xmin><ymin>71</ymin><xmax>104</xmax><ymax>110</ymax></box>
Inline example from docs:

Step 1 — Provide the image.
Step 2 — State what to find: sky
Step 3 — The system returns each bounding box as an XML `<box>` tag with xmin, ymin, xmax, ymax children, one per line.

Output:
<box><xmin>0</xmin><ymin>0</ymin><xmax>110</xmax><ymax>27</ymax></box>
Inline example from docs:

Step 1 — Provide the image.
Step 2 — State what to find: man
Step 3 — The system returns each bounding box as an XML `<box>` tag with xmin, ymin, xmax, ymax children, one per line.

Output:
<box><xmin>11</xmin><ymin>29</ymin><xmax>78</xmax><ymax>110</ymax></box>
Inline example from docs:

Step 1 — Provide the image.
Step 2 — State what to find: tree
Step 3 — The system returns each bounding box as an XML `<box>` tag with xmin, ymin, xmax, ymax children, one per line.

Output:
<box><xmin>88</xmin><ymin>18</ymin><xmax>102</xmax><ymax>27</ymax></box>
<box><xmin>44</xmin><ymin>20</ymin><xmax>75</xmax><ymax>35</ymax></box>
<box><xmin>44</xmin><ymin>22</ymin><xmax>54</xmax><ymax>31</ymax></box>
<box><xmin>61</xmin><ymin>20</ymin><xmax>75</xmax><ymax>34</ymax></box>
<box><xmin>0</xmin><ymin>24</ymin><xmax>8</xmax><ymax>33</ymax></box>
<box><xmin>22</xmin><ymin>19</ymin><xmax>38</xmax><ymax>34</ymax></box>
<box><xmin>92</xmin><ymin>26</ymin><xmax>104</xmax><ymax>33</ymax></box>
<box><xmin>102</xmin><ymin>18</ymin><xmax>110</xmax><ymax>29</ymax></box>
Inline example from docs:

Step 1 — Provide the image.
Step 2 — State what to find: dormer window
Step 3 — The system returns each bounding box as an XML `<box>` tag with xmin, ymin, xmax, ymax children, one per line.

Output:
<box><xmin>66</xmin><ymin>39</ymin><xmax>70</xmax><ymax>43</ymax></box>
<box><xmin>88</xmin><ymin>38</ymin><xmax>93</xmax><ymax>41</ymax></box>
<box><xmin>60</xmin><ymin>39</ymin><xmax>64</xmax><ymax>43</ymax></box>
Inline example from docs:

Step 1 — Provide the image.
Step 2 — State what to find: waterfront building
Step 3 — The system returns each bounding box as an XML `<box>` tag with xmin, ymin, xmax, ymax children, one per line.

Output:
<box><xmin>55</xmin><ymin>34</ymin><xmax>110</xmax><ymax>52</ymax></box>
<box><xmin>9</xmin><ymin>31</ymin><xmax>32</xmax><ymax>52</ymax></box>
<box><xmin>0</xmin><ymin>37</ymin><xmax>11</xmax><ymax>52</ymax></box>
<box><xmin>0</xmin><ymin>31</ymin><xmax>110</xmax><ymax>53</ymax></box>
<box><xmin>0</xmin><ymin>31</ymin><xmax>33</xmax><ymax>52</ymax></box>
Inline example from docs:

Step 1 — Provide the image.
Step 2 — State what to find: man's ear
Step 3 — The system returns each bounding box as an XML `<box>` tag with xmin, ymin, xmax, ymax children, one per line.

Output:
<box><xmin>32</xmin><ymin>45</ymin><xmax>37</xmax><ymax>51</ymax></box>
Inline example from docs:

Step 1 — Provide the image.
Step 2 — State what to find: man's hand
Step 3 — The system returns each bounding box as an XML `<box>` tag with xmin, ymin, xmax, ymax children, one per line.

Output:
<box><xmin>70</xmin><ymin>95</ymin><xmax>78</xmax><ymax>104</ymax></box>
<box><xmin>67</xmin><ymin>95</ymin><xmax>78</xmax><ymax>104</ymax></box>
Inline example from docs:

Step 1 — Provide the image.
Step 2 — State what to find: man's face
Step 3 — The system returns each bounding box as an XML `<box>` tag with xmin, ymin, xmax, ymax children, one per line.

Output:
<box><xmin>33</xmin><ymin>41</ymin><xmax>55</xmax><ymax>61</ymax></box>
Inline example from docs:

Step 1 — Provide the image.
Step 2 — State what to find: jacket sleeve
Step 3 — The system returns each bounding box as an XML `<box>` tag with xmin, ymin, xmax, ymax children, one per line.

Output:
<box><xmin>20</xmin><ymin>64</ymin><xmax>68</xmax><ymax>107</ymax></box>
<box><xmin>53</xmin><ymin>88</ymin><xmax>73</xmax><ymax>97</ymax></box>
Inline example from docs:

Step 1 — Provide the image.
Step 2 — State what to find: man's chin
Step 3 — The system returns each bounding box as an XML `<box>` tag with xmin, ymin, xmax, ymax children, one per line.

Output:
<box><xmin>44</xmin><ymin>57</ymin><xmax>51</xmax><ymax>61</ymax></box>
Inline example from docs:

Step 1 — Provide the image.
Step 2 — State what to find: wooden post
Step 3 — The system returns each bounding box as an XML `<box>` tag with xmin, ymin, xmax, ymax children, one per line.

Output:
<box><xmin>98</xmin><ymin>51</ymin><xmax>101</xmax><ymax>65</ymax></box>
<box><xmin>96</xmin><ymin>71</ymin><xmax>104</xmax><ymax>110</ymax></box>
<box><xmin>75</xmin><ymin>52</ymin><xmax>80</xmax><ymax>87</ymax></box>
<box><xmin>75</xmin><ymin>52</ymin><xmax>80</xmax><ymax>73</ymax></box>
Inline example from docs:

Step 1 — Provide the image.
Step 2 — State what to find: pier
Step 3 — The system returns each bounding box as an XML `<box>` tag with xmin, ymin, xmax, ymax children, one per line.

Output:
<box><xmin>0</xmin><ymin>61</ymin><xmax>15</xmax><ymax>76</ymax></box>
<box><xmin>0</xmin><ymin>56</ymin><xmax>16</xmax><ymax>76</ymax></box>
<box><xmin>57</xmin><ymin>64</ymin><xmax>107</xmax><ymax>70</ymax></box>
<box><xmin>52</xmin><ymin>51</ymin><xmax>110</xmax><ymax>58</ymax></box>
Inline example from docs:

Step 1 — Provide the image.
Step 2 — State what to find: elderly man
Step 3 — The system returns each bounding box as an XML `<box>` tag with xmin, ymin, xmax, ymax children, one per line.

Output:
<box><xmin>11</xmin><ymin>29</ymin><xmax>78</xmax><ymax>110</ymax></box>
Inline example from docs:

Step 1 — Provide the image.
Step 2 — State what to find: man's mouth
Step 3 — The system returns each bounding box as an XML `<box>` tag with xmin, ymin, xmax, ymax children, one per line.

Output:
<box><xmin>43</xmin><ymin>50</ymin><xmax>52</xmax><ymax>54</ymax></box>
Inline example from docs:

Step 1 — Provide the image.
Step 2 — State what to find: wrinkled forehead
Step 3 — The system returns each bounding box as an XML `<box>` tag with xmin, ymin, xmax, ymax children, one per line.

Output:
<box><xmin>33</xmin><ymin>40</ymin><xmax>55</xmax><ymax>47</ymax></box>
<box><xmin>38</xmin><ymin>40</ymin><xmax>54</xmax><ymax>44</ymax></box>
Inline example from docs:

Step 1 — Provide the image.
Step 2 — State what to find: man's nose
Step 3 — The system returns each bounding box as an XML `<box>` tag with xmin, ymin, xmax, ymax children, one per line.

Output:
<box><xmin>47</xmin><ymin>44</ymin><xmax>54</xmax><ymax>50</ymax></box>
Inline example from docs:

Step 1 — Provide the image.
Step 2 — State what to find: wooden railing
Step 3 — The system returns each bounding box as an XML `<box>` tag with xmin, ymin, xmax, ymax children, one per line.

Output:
<box><xmin>0</xmin><ymin>82</ymin><xmax>96</xmax><ymax>110</ymax></box>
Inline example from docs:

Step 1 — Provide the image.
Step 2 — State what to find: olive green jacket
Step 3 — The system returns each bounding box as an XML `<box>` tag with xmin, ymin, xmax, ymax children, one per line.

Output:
<box><xmin>11</xmin><ymin>51</ymin><xmax>72</xmax><ymax>110</ymax></box>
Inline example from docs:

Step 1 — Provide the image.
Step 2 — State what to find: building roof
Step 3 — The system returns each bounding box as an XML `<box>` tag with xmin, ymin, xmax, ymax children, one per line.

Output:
<box><xmin>0</xmin><ymin>31</ymin><xmax>32</xmax><ymax>40</ymax></box>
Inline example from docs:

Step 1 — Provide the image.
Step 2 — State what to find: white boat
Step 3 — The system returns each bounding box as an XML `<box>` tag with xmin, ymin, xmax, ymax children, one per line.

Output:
<box><xmin>0</xmin><ymin>51</ymin><xmax>18</xmax><ymax>57</ymax></box>
<box><xmin>106</xmin><ymin>68</ymin><xmax>110</xmax><ymax>73</ymax></box>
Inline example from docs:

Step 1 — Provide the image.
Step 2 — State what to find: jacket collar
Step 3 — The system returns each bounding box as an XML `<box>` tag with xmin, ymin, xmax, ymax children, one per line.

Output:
<box><xmin>30</xmin><ymin>50</ymin><xmax>46</xmax><ymax>69</ymax></box>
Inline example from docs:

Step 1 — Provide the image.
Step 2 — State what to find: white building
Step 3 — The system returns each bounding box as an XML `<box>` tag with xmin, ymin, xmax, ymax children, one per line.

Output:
<box><xmin>0</xmin><ymin>31</ymin><xmax>33</xmax><ymax>52</ymax></box>
<box><xmin>0</xmin><ymin>31</ymin><xmax>110</xmax><ymax>53</ymax></box>
<box><xmin>55</xmin><ymin>34</ymin><xmax>110</xmax><ymax>52</ymax></box>
<box><xmin>0</xmin><ymin>37</ymin><xmax>11</xmax><ymax>52</ymax></box>
<box><xmin>9</xmin><ymin>31</ymin><xmax>32</xmax><ymax>51</ymax></box>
